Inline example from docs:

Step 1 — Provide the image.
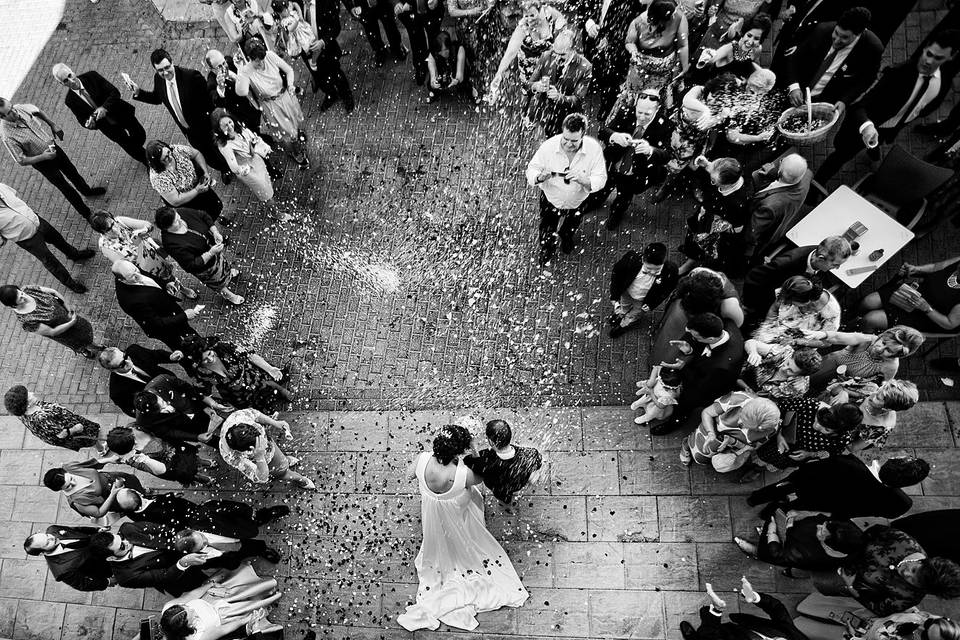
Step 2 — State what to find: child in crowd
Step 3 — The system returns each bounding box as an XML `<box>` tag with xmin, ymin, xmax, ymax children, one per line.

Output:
<box><xmin>631</xmin><ymin>365</ymin><xmax>682</xmax><ymax>425</ymax></box>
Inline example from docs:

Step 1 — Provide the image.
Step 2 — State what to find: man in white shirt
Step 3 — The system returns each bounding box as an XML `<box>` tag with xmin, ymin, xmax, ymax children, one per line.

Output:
<box><xmin>0</xmin><ymin>182</ymin><xmax>93</xmax><ymax>291</ymax></box>
<box><xmin>608</xmin><ymin>242</ymin><xmax>680</xmax><ymax>337</ymax></box>
<box><xmin>815</xmin><ymin>29</ymin><xmax>960</xmax><ymax>184</ymax></box>
<box><xmin>526</xmin><ymin>112</ymin><xmax>607</xmax><ymax>265</ymax></box>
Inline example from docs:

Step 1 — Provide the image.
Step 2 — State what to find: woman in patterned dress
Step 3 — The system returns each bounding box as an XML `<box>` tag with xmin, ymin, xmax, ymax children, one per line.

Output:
<box><xmin>219</xmin><ymin>407</ymin><xmax>314</xmax><ymax>489</ymax></box>
<box><xmin>236</xmin><ymin>36</ymin><xmax>309</xmax><ymax>167</ymax></box>
<box><xmin>741</xmin><ymin>339</ymin><xmax>821</xmax><ymax>399</ymax></box>
<box><xmin>146</xmin><ymin>141</ymin><xmax>224</xmax><ymax>222</ymax></box>
<box><xmin>0</xmin><ymin>284</ymin><xmax>103</xmax><ymax>358</ymax></box>
<box><xmin>104</xmin><ymin>424</ymin><xmax>214</xmax><ymax>486</ymax></box>
<box><xmin>807</xmin><ymin>326</ymin><xmax>925</xmax><ymax>391</ymax></box>
<box><xmin>3</xmin><ymin>385</ymin><xmax>103</xmax><ymax>451</ymax></box>
<box><xmin>89</xmin><ymin>210</ymin><xmax>196</xmax><ymax>300</ymax></box>
<box><xmin>753</xmin><ymin>276</ymin><xmax>841</xmax><ymax>346</ymax></box>
<box><xmin>680</xmin><ymin>390</ymin><xmax>780</xmax><ymax>470</ymax></box>
<box><xmin>754</xmin><ymin>399</ymin><xmax>861</xmax><ymax>471</ymax></box>
<box><xmin>698</xmin><ymin>0</ymin><xmax>767</xmax><ymax>51</ymax></box>
<box><xmin>181</xmin><ymin>335</ymin><xmax>294</xmax><ymax>412</ymax></box>
<box><xmin>625</xmin><ymin>0</ymin><xmax>690</xmax><ymax>91</ymax></box>
<box><xmin>447</xmin><ymin>0</ymin><xmax>493</xmax><ymax>98</ymax></box>
<box><xmin>488</xmin><ymin>0</ymin><xmax>566</xmax><ymax>99</ymax></box>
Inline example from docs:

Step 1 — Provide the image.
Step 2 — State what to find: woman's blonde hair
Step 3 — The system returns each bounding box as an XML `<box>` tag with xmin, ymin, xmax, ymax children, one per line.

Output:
<box><xmin>875</xmin><ymin>379</ymin><xmax>920</xmax><ymax>411</ymax></box>
<box><xmin>739</xmin><ymin>397</ymin><xmax>780</xmax><ymax>431</ymax></box>
<box><xmin>878</xmin><ymin>325</ymin><xmax>924</xmax><ymax>357</ymax></box>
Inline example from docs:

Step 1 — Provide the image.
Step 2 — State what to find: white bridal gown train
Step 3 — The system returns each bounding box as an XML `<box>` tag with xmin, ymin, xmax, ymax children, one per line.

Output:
<box><xmin>396</xmin><ymin>452</ymin><xmax>529</xmax><ymax>631</ymax></box>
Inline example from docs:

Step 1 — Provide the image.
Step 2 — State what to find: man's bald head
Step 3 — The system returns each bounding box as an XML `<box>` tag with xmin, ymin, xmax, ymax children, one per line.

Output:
<box><xmin>778</xmin><ymin>154</ymin><xmax>808</xmax><ymax>184</ymax></box>
<box><xmin>205</xmin><ymin>49</ymin><xmax>226</xmax><ymax>69</ymax></box>
<box><xmin>111</xmin><ymin>259</ymin><xmax>140</xmax><ymax>281</ymax></box>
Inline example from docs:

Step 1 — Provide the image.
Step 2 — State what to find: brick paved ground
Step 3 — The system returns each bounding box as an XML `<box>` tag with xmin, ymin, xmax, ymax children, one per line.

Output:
<box><xmin>3</xmin><ymin>0</ymin><xmax>960</xmax><ymax>639</ymax></box>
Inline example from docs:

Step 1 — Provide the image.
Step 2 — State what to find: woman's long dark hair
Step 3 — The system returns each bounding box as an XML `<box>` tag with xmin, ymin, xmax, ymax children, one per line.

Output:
<box><xmin>432</xmin><ymin>425</ymin><xmax>472</xmax><ymax>465</ymax></box>
<box><xmin>160</xmin><ymin>605</ymin><xmax>196</xmax><ymax>640</ymax></box>
<box><xmin>210</xmin><ymin>108</ymin><xmax>246</xmax><ymax>146</ymax></box>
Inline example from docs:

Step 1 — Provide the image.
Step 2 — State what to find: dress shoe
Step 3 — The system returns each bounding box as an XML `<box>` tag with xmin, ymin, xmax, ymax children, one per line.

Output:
<box><xmin>319</xmin><ymin>94</ymin><xmax>339</xmax><ymax>112</ymax></box>
<box><xmin>538</xmin><ymin>249</ymin><xmax>554</xmax><ymax>267</ymax></box>
<box><xmin>414</xmin><ymin>69</ymin><xmax>426</xmax><ymax>86</ymax></box>
<box><xmin>680</xmin><ymin>621</ymin><xmax>698</xmax><ymax>640</ymax></box>
<box><xmin>930</xmin><ymin>357</ymin><xmax>960</xmax><ymax>374</ymax></box>
<box><xmin>254</xmin><ymin>505</ymin><xmax>291</xmax><ymax>524</ymax></box>
<box><xmin>72</xmin><ymin>248</ymin><xmax>96</xmax><ymax>261</ymax></box>
<box><xmin>605</xmin><ymin>214</ymin><xmax>623</xmax><ymax>230</ymax></box>
<box><xmin>67</xmin><ymin>280</ymin><xmax>88</xmax><ymax>293</ymax></box>
<box><xmin>85</xmin><ymin>186</ymin><xmax>107</xmax><ymax>197</ymax></box>
<box><xmin>220</xmin><ymin>171</ymin><xmax>233</xmax><ymax>185</ymax></box>
<box><xmin>343</xmin><ymin>93</ymin><xmax>355</xmax><ymax>113</ymax></box>
<box><xmin>559</xmin><ymin>236</ymin><xmax>575</xmax><ymax>254</ymax></box>
<box><xmin>649</xmin><ymin>183</ymin><xmax>669</xmax><ymax>204</ymax></box>
<box><xmin>608</xmin><ymin>313</ymin><xmax>622</xmax><ymax>326</ymax></box>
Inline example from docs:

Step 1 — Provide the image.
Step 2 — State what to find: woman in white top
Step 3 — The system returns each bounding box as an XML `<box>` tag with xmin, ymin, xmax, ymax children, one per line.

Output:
<box><xmin>397</xmin><ymin>424</ymin><xmax>528</xmax><ymax>631</ymax></box>
<box><xmin>160</xmin><ymin>564</ymin><xmax>281</xmax><ymax>640</ymax></box>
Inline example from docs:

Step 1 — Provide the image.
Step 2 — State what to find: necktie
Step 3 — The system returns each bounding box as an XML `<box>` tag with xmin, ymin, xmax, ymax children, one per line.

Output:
<box><xmin>78</xmin><ymin>86</ymin><xmax>96</xmax><ymax>109</ymax></box>
<box><xmin>894</xmin><ymin>75</ymin><xmax>932</xmax><ymax>129</ymax></box>
<box><xmin>166</xmin><ymin>78</ymin><xmax>189</xmax><ymax>129</ymax></box>
<box><xmin>810</xmin><ymin>46</ymin><xmax>839</xmax><ymax>91</ymax></box>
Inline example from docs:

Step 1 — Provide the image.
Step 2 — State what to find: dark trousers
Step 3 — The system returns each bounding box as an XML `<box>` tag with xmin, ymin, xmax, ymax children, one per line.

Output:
<box><xmin>151</xmin><ymin>324</ymin><xmax>200</xmax><ymax>351</ymax></box>
<box><xmin>397</xmin><ymin>9</ymin><xmax>443</xmax><ymax>75</ymax></box>
<box><xmin>302</xmin><ymin>51</ymin><xmax>353</xmax><ymax>99</ymax></box>
<box><xmin>100</xmin><ymin>116</ymin><xmax>148</xmax><ymax>165</ymax></box>
<box><xmin>538</xmin><ymin>192</ymin><xmax>584</xmax><ymax>258</ymax></box>
<box><xmin>586</xmin><ymin>170</ymin><xmax>658</xmax><ymax>224</ymax></box>
<box><xmin>357</xmin><ymin>2</ymin><xmax>404</xmax><ymax>55</ymax></box>
<box><xmin>33</xmin><ymin>146</ymin><xmax>95</xmax><ymax>220</ymax></box>
<box><xmin>16</xmin><ymin>217</ymin><xmax>83</xmax><ymax>286</ymax></box>
<box><xmin>748</xmin><ymin>480</ymin><xmax>795</xmax><ymax>507</ymax></box>
<box><xmin>814</xmin><ymin>121</ymin><xmax>898</xmax><ymax>184</ymax></box>
<box><xmin>182</xmin><ymin>126</ymin><xmax>229</xmax><ymax>173</ymax></box>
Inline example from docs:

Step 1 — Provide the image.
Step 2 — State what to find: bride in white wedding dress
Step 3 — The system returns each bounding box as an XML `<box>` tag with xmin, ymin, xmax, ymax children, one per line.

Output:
<box><xmin>397</xmin><ymin>424</ymin><xmax>529</xmax><ymax>631</ymax></box>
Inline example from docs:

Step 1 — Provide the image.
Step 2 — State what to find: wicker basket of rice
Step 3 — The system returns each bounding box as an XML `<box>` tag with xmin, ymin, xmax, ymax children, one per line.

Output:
<box><xmin>776</xmin><ymin>102</ymin><xmax>841</xmax><ymax>144</ymax></box>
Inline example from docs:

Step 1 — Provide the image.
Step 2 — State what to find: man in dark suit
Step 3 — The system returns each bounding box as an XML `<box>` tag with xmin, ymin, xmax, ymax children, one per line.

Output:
<box><xmin>129</xmin><ymin>49</ymin><xmax>230</xmax><ymax>179</ymax></box>
<box><xmin>772</xmin><ymin>0</ymin><xmax>856</xmax><ymax>66</ymax></box>
<box><xmin>781</xmin><ymin>7</ymin><xmax>883</xmax><ymax>109</ymax></box>
<box><xmin>581</xmin><ymin>0</ymin><xmax>640</xmax><ymax>116</ymax></box>
<box><xmin>90</xmin><ymin>523</ymin><xmax>207</xmax><ymax>595</ymax></box>
<box><xmin>815</xmin><ymin>30</ymin><xmax>960</xmax><ymax>184</ymax></box>
<box><xmin>651</xmin><ymin>313</ymin><xmax>744</xmax><ymax>435</ymax></box>
<box><xmin>342</xmin><ymin>0</ymin><xmax>407</xmax><ymax>66</ymax></box>
<box><xmin>744</xmin><ymin>153</ymin><xmax>812</xmax><ymax>262</ymax></box>
<box><xmin>302</xmin><ymin>0</ymin><xmax>356</xmax><ymax>112</ymax></box>
<box><xmin>393</xmin><ymin>0</ymin><xmax>444</xmax><ymax>85</ymax></box>
<box><xmin>587</xmin><ymin>89</ymin><xmax>673</xmax><ymax>229</ymax></box>
<box><xmin>112</xmin><ymin>259</ymin><xmax>199</xmax><ymax>350</ymax></box>
<box><xmin>526</xmin><ymin>32</ymin><xmax>593</xmax><ymax>137</ymax></box>
<box><xmin>742</xmin><ymin>236</ymin><xmax>852</xmax><ymax>317</ymax></box>
<box><xmin>43</xmin><ymin>459</ymin><xmax>145</xmax><ymax>519</ymax></box>
<box><xmin>52</xmin><ymin>63</ymin><xmax>147</xmax><ymax>166</ymax></box>
<box><xmin>735</xmin><ymin>515</ymin><xmax>864</xmax><ymax>572</ymax></box>
<box><xmin>680</xmin><ymin>578</ymin><xmax>807</xmax><ymax>640</ymax></box>
<box><xmin>24</xmin><ymin>525</ymin><xmax>113</xmax><ymax>592</ymax></box>
<box><xmin>203</xmin><ymin>49</ymin><xmax>264</xmax><ymax>136</ymax></box>
<box><xmin>97</xmin><ymin>345</ymin><xmax>175</xmax><ymax>417</ymax></box>
<box><xmin>114</xmin><ymin>488</ymin><xmax>289</xmax><ymax>541</ymax></box>
<box><xmin>747</xmin><ymin>454</ymin><xmax>928</xmax><ymax>519</ymax></box>
<box><xmin>609</xmin><ymin>242</ymin><xmax>679</xmax><ymax>338</ymax></box>
<box><xmin>174</xmin><ymin>528</ymin><xmax>281</xmax><ymax>568</ymax></box>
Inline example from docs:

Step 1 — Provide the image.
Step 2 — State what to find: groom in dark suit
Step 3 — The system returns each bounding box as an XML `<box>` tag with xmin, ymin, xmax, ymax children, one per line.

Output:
<box><xmin>25</xmin><ymin>525</ymin><xmax>114</xmax><ymax>592</ymax></box>
<box><xmin>608</xmin><ymin>242</ymin><xmax>679</xmax><ymax>337</ymax></box>
<box><xmin>53</xmin><ymin>63</ymin><xmax>148</xmax><ymax>165</ymax></box>
<box><xmin>129</xmin><ymin>49</ymin><xmax>229</xmax><ymax>179</ymax></box>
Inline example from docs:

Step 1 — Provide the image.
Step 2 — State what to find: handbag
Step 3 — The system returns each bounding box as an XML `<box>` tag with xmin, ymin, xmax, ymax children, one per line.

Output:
<box><xmin>888</xmin><ymin>281</ymin><xmax>921</xmax><ymax>312</ymax></box>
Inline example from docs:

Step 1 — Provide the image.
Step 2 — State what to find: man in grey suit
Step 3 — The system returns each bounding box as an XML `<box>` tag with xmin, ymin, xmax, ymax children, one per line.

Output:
<box><xmin>744</xmin><ymin>154</ymin><xmax>813</xmax><ymax>263</ymax></box>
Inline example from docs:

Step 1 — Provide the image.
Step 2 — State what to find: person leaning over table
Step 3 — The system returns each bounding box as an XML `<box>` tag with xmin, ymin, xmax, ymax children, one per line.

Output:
<box><xmin>807</xmin><ymin>326</ymin><xmax>924</xmax><ymax>391</ymax></box>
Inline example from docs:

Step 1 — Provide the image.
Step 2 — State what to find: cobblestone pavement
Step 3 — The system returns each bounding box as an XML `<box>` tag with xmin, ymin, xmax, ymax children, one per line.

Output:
<box><xmin>1</xmin><ymin>0</ymin><xmax>959</xmax><ymax>414</ymax></box>
<box><xmin>3</xmin><ymin>0</ymin><xmax>960</xmax><ymax>639</ymax></box>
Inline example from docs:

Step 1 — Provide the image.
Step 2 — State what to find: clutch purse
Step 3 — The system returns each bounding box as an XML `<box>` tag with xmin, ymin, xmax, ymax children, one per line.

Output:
<box><xmin>888</xmin><ymin>282</ymin><xmax>921</xmax><ymax>312</ymax></box>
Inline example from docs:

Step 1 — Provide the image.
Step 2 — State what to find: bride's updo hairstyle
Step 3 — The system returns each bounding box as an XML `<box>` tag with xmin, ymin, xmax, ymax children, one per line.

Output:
<box><xmin>433</xmin><ymin>424</ymin><xmax>472</xmax><ymax>464</ymax></box>
<box><xmin>160</xmin><ymin>605</ymin><xmax>195</xmax><ymax>640</ymax></box>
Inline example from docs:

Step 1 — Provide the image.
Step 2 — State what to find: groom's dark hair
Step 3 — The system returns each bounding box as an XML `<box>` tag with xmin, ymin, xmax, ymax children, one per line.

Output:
<box><xmin>486</xmin><ymin>420</ymin><xmax>512</xmax><ymax>449</ymax></box>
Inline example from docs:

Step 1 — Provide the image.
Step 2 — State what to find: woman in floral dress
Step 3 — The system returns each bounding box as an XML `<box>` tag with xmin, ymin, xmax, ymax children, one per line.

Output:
<box><xmin>182</xmin><ymin>335</ymin><xmax>293</xmax><ymax>412</ymax></box>
<box><xmin>146</xmin><ymin>141</ymin><xmax>224</xmax><ymax>221</ymax></box>
<box><xmin>488</xmin><ymin>0</ymin><xmax>566</xmax><ymax>99</ymax></box>
<box><xmin>742</xmin><ymin>340</ymin><xmax>821</xmax><ymax>399</ymax></box>
<box><xmin>3</xmin><ymin>385</ymin><xmax>102</xmax><ymax>451</ymax></box>
<box><xmin>625</xmin><ymin>0</ymin><xmax>690</xmax><ymax>90</ymax></box>
<box><xmin>698</xmin><ymin>0</ymin><xmax>767</xmax><ymax>51</ymax></box>
<box><xmin>680</xmin><ymin>390</ymin><xmax>780</xmax><ymax>471</ymax></box>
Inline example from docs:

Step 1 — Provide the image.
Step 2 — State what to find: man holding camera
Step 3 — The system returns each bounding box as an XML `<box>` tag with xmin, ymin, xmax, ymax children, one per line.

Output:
<box><xmin>526</xmin><ymin>112</ymin><xmax>606</xmax><ymax>266</ymax></box>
